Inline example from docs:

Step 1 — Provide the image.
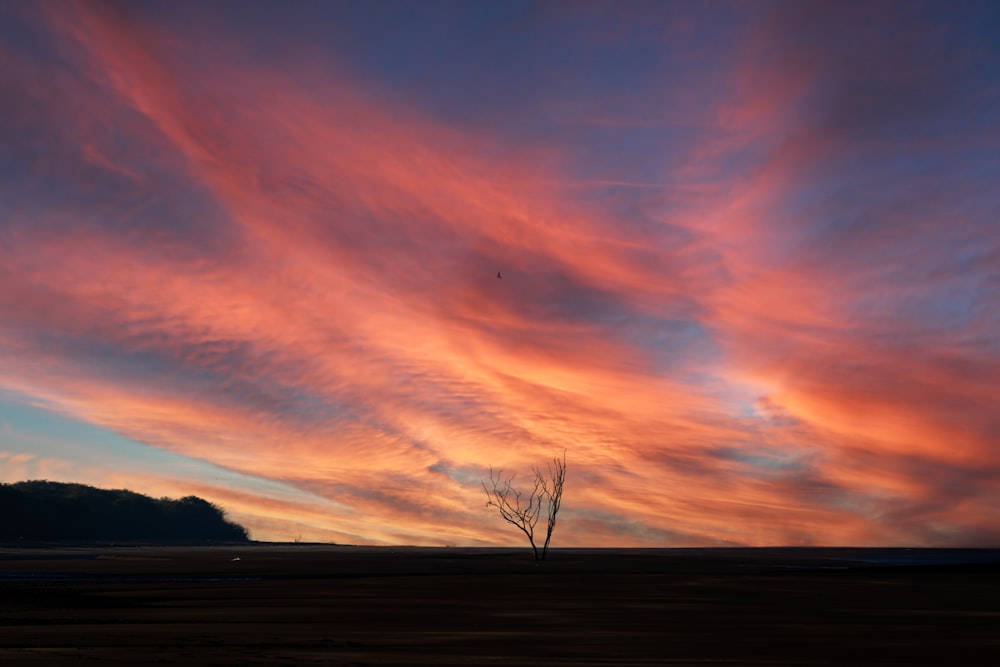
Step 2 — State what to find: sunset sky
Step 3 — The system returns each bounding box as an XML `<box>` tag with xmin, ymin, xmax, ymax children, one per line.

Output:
<box><xmin>1</xmin><ymin>0</ymin><xmax>998</xmax><ymax>547</ymax></box>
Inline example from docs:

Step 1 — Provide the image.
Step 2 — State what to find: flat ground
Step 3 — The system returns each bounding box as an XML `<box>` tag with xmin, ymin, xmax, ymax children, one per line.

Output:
<box><xmin>1</xmin><ymin>545</ymin><xmax>999</xmax><ymax>665</ymax></box>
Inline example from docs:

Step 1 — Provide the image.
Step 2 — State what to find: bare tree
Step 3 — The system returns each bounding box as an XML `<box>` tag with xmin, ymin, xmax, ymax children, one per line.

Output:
<box><xmin>483</xmin><ymin>450</ymin><xmax>566</xmax><ymax>561</ymax></box>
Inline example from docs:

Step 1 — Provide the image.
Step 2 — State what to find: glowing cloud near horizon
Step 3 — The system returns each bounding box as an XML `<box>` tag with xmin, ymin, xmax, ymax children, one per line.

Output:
<box><xmin>1</xmin><ymin>1</ymin><xmax>998</xmax><ymax>546</ymax></box>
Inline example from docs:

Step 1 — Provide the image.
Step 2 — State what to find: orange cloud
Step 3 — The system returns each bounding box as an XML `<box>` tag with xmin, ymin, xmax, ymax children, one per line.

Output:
<box><xmin>1</xmin><ymin>1</ymin><xmax>997</xmax><ymax>547</ymax></box>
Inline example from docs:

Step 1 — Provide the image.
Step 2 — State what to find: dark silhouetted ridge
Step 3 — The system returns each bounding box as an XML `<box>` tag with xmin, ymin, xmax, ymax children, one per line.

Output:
<box><xmin>0</xmin><ymin>480</ymin><xmax>249</xmax><ymax>543</ymax></box>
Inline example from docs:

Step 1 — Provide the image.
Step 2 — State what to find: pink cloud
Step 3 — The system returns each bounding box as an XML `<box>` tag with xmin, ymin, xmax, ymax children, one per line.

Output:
<box><xmin>1</xmin><ymin>1</ymin><xmax>997</xmax><ymax>546</ymax></box>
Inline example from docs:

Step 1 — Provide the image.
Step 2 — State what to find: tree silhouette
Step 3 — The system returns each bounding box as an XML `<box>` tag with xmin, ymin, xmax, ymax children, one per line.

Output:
<box><xmin>483</xmin><ymin>451</ymin><xmax>566</xmax><ymax>560</ymax></box>
<box><xmin>0</xmin><ymin>481</ymin><xmax>249</xmax><ymax>543</ymax></box>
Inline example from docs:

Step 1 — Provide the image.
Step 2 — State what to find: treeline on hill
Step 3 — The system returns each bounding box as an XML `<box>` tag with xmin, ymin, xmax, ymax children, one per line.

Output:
<box><xmin>0</xmin><ymin>480</ymin><xmax>249</xmax><ymax>543</ymax></box>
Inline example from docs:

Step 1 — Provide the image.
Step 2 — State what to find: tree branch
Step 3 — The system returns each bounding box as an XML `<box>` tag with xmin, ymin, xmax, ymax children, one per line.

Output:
<box><xmin>483</xmin><ymin>451</ymin><xmax>566</xmax><ymax>561</ymax></box>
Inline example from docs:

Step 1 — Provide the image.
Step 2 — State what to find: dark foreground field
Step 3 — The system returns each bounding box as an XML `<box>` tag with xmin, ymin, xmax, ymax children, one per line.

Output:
<box><xmin>2</xmin><ymin>545</ymin><xmax>999</xmax><ymax>665</ymax></box>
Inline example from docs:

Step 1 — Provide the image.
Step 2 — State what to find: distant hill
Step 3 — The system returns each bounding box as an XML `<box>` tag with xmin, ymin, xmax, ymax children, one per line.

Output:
<box><xmin>0</xmin><ymin>480</ymin><xmax>250</xmax><ymax>543</ymax></box>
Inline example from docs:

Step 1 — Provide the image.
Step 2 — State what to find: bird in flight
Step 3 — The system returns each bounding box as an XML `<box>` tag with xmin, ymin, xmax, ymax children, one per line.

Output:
<box><xmin>497</xmin><ymin>271</ymin><xmax>502</xmax><ymax>279</ymax></box>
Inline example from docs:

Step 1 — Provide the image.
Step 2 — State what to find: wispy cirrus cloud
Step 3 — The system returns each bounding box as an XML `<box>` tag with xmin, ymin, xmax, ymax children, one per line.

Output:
<box><xmin>0</xmin><ymin>0</ymin><xmax>997</xmax><ymax>546</ymax></box>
